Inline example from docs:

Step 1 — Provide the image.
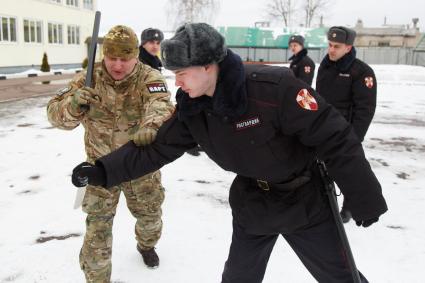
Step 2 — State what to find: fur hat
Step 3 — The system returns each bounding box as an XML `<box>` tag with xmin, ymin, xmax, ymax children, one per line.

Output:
<box><xmin>288</xmin><ymin>35</ymin><xmax>304</xmax><ymax>46</ymax></box>
<box><xmin>141</xmin><ymin>28</ymin><xmax>164</xmax><ymax>45</ymax></box>
<box><xmin>161</xmin><ymin>23</ymin><xmax>227</xmax><ymax>70</ymax></box>
<box><xmin>103</xmin><ymin>25</ymin><xmax>139</xmax><ymax>59</ymax></box>
<box><xmin>327</xmin><ymin>26</ymin><xmax>356</xmax><ymax>45</ymax></box>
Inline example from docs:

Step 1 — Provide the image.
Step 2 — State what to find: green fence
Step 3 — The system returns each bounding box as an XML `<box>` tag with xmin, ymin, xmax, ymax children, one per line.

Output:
<box><xmin>218</xmin><ymin>26</ymin><xmax>328</xmax><ymax>48</ymax></box>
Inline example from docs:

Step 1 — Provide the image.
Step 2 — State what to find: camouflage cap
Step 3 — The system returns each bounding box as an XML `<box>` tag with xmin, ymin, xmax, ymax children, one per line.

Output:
<box><xmin>103</xmin><ymin>25</ymin><xmax>139</xmax><ymax>59</ymax></box>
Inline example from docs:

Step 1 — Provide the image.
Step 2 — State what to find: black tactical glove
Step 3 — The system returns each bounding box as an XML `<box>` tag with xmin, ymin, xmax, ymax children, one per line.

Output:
<box><xmin>72</xmin><ymin>162</ymin><xmax>106</xmax><ymax>187</ymax></box>
<box><xmin>355</xmin><ymin>217</ymin><xmax>379</xmax><ymax>228</ymax></box>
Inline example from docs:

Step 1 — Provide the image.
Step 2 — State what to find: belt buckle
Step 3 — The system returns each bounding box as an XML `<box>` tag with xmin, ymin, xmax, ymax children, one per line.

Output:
<box><xmin>257</xmin><ymin>179</ymin><xmax>270</xmax><ymax>191</ymax></box>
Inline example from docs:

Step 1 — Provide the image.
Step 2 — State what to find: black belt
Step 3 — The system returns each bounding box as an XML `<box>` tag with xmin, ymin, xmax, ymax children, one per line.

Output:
<box><xmin>255</xmin><ymin>172</ymin><xmax>312</xmax><ymax>192</ymax></box>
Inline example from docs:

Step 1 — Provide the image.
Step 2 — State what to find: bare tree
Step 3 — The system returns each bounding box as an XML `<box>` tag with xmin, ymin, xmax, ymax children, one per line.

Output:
<box><xmin>265</xmin><ymin>0</ymin><xmax>296</xmax><ymax>27</ymax></box>
<box><xmin>303</xmin><ymin>0</ymin><xmax>331</xmax><ymax>27</ymax></box>
<box><xmin>166</xmin><ymin>0</ymin><xmax>220</xmax><ymax>29</ymax></box>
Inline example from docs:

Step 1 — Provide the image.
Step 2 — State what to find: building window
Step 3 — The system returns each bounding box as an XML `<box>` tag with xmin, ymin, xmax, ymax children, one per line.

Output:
<box><xmin>83</xmin><ymin>0</ymin><xmax>93</xmax><ymax>10</ymax></box>
<box><xmin>51</xmin><ymin>0</ymin><xmax>62</xmax><ymax>3</ymax></box>
<box><xmin>378</xmin><ymin>41</ymin><xmax>390</xmax><ymax>47</ymax></box>
<box><xmin>0</xmin><ymin>16</ymin><xmax>17</xmax><ymax>42</ymax></box>
<box><xmin>67</xmin><ymin>25</ymin><xmax>80</xmax><ymax>44</ymax></box>
<box><xmin>66</xmin><ymin>0</ymin><xmax>79</xmax><ymax>7</ymax></box>
<box><xmin>24</xmin><ymin>19</ymin><xmax>43</xmax><ymax>43</ymax></box>
<box><xmin>48</xmin><ymin>23</ymin><xmax>63</xmax><ymax>44</ymax></box>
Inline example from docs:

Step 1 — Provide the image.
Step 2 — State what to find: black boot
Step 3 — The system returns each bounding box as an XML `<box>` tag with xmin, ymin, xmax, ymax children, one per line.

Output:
<box><xmin>340</xmin><ymin>207</ymin><xmax>352</xmax><ymax>223</ymax></box>
<box><xmin>137</xmin><ymin>245</ymin><xmax>159</xmax><ymax>268</ymax></box>
<box><xmin>186</xmin><ymin>145</ymin><xmax>202</xmax><ymax>156</ymax></box>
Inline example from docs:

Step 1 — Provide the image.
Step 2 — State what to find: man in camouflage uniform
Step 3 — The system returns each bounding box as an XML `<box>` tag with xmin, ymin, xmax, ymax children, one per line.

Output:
<box><xmin>47</xmin><ymin>25</ymin><xmax>174</xmax><ymax>282</ymax></box>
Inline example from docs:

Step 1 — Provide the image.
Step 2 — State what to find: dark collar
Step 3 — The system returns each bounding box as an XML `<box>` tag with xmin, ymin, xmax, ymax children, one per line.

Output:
<box><xmin>176</xmin><ymin>49</ymin><xmax>247</xmax><ymax>121</ymax></box>
<box><xmin>288</xmin><ymin>48</ymin><xmax>308</xmax><ymax>64</ymax></box>
<box><xmin>138</xmin><ymin>46</ymin><xmax>162</xmax><ymax>71</ymax></box>
<box><xmin>320</xmin><ymin>47</ymin><xmax>356</xmax><ymax>72</ymax></box>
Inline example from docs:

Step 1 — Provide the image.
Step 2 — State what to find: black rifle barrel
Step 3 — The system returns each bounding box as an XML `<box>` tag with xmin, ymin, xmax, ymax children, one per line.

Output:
<box><xmin>85</xmin><ymin>11</ymin><xmax>101</xmax><ymax>87</ymax></box>
<box><xmin>317</xmin><ymin>160</ymin><xmax>362</xmax><ymax>283</ymax></box>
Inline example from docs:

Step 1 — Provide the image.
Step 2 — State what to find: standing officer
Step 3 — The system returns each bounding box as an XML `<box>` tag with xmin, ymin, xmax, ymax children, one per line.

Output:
<box><xmin>139</xmin><ymin>27</ymin><xmax>164</xmax><ymax>71</ymax></box>
<box><xmin>288</xmin><ymin>34</ymin><xmax>315</xmax><ymax>85</ymax></box>
<box><xmin>47</xmin><ymin>25</ymin><xmax>174</xmax><ymax>282</ymax></box>
<box><xmin>72</xmin><ymin>23</ymin><xmax>387</xmax><ymax>283</ymax></box>
<box><xmin>138</xmin><ymin>27</ymin><xmax>203</xmax><ymax>157</ymax></box>
<box><xmin>316</xmin><ymin>26</ymin><xmax>377</xmax><ymax>223</ymax></box>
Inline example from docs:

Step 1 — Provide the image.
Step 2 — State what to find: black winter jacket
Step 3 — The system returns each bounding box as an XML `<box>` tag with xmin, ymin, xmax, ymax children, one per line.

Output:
<box><xmin>98</xmin><ymin>49</ymin><xmax>387</xmax><ymax>232</ymax></box>
<box><xmin>289</xmin><ymin>49</ymin><xmax>315</xmax><ymax>86</ymax></box>
<box><xmin>138</xmin><ymin>46</ymin><xmax>163</xmax><ymax>71</ymax></box>
<box><xmin>316</xmin><ymin>48</ymin><xmax>376</xmax><ymax>141</ymax></box>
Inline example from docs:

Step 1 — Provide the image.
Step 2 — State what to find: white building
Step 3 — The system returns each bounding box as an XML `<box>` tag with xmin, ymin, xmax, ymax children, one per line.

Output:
<box><xmin>0</xmin><ymin>0</ymin><xmax>97</xmax><ymax>73</ymax></box>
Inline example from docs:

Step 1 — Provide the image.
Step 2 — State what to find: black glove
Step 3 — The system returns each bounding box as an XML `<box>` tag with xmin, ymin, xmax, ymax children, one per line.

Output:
<box><xmin>355</xmin><ymin>217</ymin><xmax>379</xmax><ymax>228</ymax></box>
<box><xmin>72</xmin><ymin>162</ymin><xmax>106</xmax><ymax>187</ymax></box>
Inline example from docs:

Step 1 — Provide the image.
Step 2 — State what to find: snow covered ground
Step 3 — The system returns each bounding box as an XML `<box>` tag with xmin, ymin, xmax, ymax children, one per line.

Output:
<box><xmin>0</xmin><ymin>64</ymin><xmax>424</xmax><ymax>282</ymax></box>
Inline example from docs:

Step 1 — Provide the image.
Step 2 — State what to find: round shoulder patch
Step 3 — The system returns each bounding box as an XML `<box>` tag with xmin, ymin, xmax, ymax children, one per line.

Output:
<box><xmin>296</xmin><ymin>89</ymin><xmax>318</xmax><ymax>111</ymax></box>
<box><xmin>56</xmin><ymin>86</ymin><xmax>72</xmax><ymax>96</ymax></box>
<box><xmin>364</xmin><ymin>76</ymin><xmax>374</xmax><ymax>89</ymax></box>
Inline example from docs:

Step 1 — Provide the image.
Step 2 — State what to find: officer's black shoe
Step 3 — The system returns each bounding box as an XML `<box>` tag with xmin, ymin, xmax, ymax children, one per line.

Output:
<box><xmin>340</xmin><ymin>208</ymin><xmax>352</xmax><ymax>223</ymax></box>
<box><xmin>186</xmin><ymin>146</ymin><xmax>201</xmax><ymax>156</ymax></box>
<box><xmin>137</xmin><ymin>245</ymin><xmax>159</xmax><ymax>268</ymax></box>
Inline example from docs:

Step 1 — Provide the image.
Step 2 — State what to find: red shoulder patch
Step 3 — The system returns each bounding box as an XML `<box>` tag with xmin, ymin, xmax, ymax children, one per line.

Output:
<box><xmin>364</xmin><ymin>76</ymin><xmax>374</xmax><ymax>89</ymax></box>
<box><xmin>296</xmin><ymin>89</ymin><xmax>318</xmax><ymax>111</ymax></box>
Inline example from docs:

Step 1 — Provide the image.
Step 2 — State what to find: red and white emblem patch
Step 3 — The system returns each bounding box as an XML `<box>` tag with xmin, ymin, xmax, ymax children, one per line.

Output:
<box><xmin>304</xmin><ymin>66</ymin><xmax>311</xmax><ymax>74</ymax></box>
<box><xmin>364</xmin><ymin>76</ymin><xmax>374</xmax><ymax>89</ymax></box>
<box><xmin>296</xmin><ymin>89</ymin><xmax>318</xmax><ymax>111</ymax></box>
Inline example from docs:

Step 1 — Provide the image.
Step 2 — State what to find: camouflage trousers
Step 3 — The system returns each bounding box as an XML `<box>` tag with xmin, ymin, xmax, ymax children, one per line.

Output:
<box><xmin>79</xmin><ymin>170</ymin><xmax>165</xmax><ymax>283</ymax></box>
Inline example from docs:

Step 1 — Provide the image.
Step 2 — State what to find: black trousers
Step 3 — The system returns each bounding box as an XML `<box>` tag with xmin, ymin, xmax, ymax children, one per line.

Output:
<box><xmin>221</xmin><ymin>215</ymin><xmax>369</xmax><ymax>283</ymax></box>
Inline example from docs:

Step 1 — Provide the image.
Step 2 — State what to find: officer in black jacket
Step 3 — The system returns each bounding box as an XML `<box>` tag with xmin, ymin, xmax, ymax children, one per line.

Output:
<box><xmin>316</xmin><ymin>26</ymin><xmax>377</xmax><ymax>223</ymax></box>
<box><xmin>73</xmin><ymin>23</ymin><xmax>387</xmax><ymax>283</ymax></box>
<box><xmin>288</xmin><ymin>35</ymin><xmax>315</xmax><ymax>86</ymax></box>
<box><xmin>138</xmin><ymin>28</ymin><xmax>164</xmax><ymax>71</ymax></box>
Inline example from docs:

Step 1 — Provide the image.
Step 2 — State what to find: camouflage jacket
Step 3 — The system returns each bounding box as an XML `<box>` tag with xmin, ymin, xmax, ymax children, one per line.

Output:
<box><xmin>47</xmin><ymin>62</ymin><xmax>174</xmax><ymax>163</ymax></box>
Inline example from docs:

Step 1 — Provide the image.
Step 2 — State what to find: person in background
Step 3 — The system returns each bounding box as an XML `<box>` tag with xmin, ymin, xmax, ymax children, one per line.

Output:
<box><xmin>139</xmin><ymin>27</ymin><xmax>203</xmax><ymax>156</ymax></box>
<box><xmin>47</xmin><ymin>25</ymin><xmax>174</xmax><ymax>282</ymax></box>
<box><xmin>71</xmin><ymin>23</ymin><xmax>387</xmax><ymax>283</ymax></box>
<box><xmin>316</xmin><ymin>26</ymin><xmax>377</xmax><ymax>223</ymax></box>
<box><xmin>288</xmin><ymin>34</ymin><xmax>315</xmax><ymax>86</ymax></box>
<box><xmin>139</xmin><ymin>27</ymin><xmax>164</xmax><ymax>71</ymax></box>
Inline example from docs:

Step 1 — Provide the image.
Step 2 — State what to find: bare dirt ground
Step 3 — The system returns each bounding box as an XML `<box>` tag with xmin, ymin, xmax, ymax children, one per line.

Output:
<box><xmin>0</xmin><ymin>74</ymin><xmax>74</xmax><ymax>103</ymax></box>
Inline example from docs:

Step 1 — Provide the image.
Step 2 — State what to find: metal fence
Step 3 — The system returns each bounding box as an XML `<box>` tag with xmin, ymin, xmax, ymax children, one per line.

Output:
<box><xmin>229</xmin><ymin>46</ymin><xmax>425</xmax><ymax>66</ymax></box>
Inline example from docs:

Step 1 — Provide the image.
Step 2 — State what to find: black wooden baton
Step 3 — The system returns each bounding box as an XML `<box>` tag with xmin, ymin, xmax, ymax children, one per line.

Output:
<box><xmin>85</xmin><ymin>11</ymin><xmax>101</xmax><ymax>88</ymax></box>
<box><xmin>80</xmin><ymin>11</ymin><xmax>100</xmax><ymax>111</ymax></box>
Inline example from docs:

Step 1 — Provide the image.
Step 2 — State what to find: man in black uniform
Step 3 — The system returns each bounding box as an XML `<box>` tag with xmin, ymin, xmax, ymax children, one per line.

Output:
<box><xmin>72</xmin><ymin>23</ymin><xmax>387</xmax><ymax>283</ymax></box>
<box><xmin>316</xmin><ymin>26</ymin><xmax>377</xmax><ymax>223</ymax></box>
<box><xmin>288</xmin><ymin>34</ymin><xmax>315</xmax><ymax>86</ymax></box>
<box><xmin>139</xmin><ymin>28</ymin><xmax>164</xmax><ymax>71</ymax></box>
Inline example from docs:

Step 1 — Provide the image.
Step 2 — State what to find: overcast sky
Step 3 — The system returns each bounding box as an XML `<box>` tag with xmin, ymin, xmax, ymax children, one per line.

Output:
<box><xmin>97</xmin><ymin>0</ymin><xmax>425</xmax><ymax>34</ymax></box>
